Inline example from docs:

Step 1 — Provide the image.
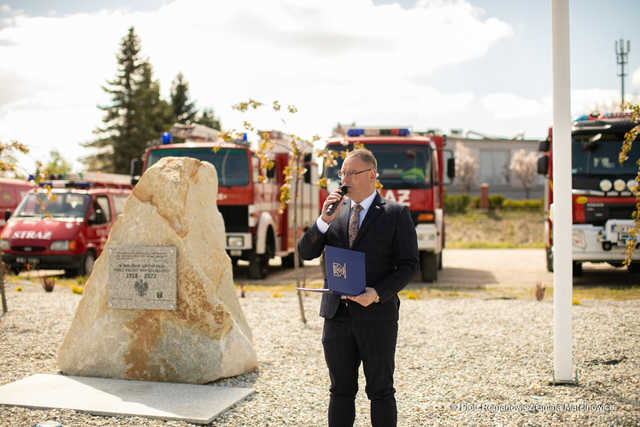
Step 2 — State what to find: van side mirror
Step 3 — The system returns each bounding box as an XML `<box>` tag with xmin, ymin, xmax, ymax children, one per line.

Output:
<box><xmin>446</xmin><ymin>158</ymin><xmax>455</xmax><ymax>180</ymax></box>
<box><xmin>89</xmin><ymin>208</ymin><xmax>106</xmax><ymax>225</ymax></box>
<box><xmin>266</xmin><ymin>166</ymin><xmax>275</xmax><ymax>179</ymax></box>
<box><xmin>537</xmin><ymin>155</ymin><xmax>549</xmax><ymax>175</ymax></box>
<box><xmin>130</xmin><ymin>158</ymin><xmax>142</xmax><ymax>177</ymax></box>
<box><xmin>538</xmin><ymin>139</ymin><xmax>550</xmax><ymax>152</ymax></box>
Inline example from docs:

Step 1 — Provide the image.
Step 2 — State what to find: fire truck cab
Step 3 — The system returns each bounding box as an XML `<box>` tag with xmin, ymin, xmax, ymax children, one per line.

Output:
<box><xmin>537</xmin><ymin>113</ymin><xmax>640</xmax><ymax>274</ymax></box>
<box><xmin>132</xmin><ymin>126</ymin><xmax>319</xmax><ymax>279</ymax></box>
<box><xmin>321</xmin><ymin>127</ymin><xmax>454</xmax><ymax>282</ymax></box>
<box><xmin>0</xmin><ymin>178</ymin><xmax>131</xmax><ymax>276</ymax></box>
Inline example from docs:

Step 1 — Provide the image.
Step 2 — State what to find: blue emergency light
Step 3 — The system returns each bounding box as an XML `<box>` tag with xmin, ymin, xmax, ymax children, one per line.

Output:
<box><xmin>162</xmin><ymin>132</ymin><xmax>172</xmax><ymax>144</ymax></box>
<box><xmin>347</xmin><ymin>128</ymin><xmax>410</xmax><ymax>137</ymax></box>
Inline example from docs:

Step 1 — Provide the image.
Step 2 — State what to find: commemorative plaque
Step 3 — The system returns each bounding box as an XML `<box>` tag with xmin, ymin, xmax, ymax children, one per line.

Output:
<box><xmin>108</xmin><ymin>246</ymin><xmax>177</xmax><ymax>310</ymax></box>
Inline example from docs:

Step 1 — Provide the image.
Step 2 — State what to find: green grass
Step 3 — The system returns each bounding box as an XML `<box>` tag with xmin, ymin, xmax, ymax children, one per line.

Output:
<box><xmin>446</xmin><ymin>209</ymin><xmax>545</xmax><ymax>249</ymax></box>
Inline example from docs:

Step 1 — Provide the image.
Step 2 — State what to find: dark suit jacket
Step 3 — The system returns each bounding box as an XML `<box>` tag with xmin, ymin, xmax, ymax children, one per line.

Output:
<box><xmin>297</xmin><ymin>193</ymin><xmax>418</xmax><ymax>320</ymax></box>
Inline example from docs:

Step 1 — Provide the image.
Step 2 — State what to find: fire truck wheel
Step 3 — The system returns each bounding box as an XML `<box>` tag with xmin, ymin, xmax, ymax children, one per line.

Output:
<box><xmin>572</xmin><ymin>261</ymin><xmax>582</xmax><ymax>277</ymax></box>
<box><xmin>546</xmin><ymin>248</ymin><xmax>553</xmax><ymax>272</ymax></box>
<box><xmin>248</xmin><ymin>252</ymin><xmax>267</xmax><ymax>279</ymax></box>
<box><xmin>80</xmin><ymin>251</ymin><xmax>96</xmax><ymax>277</ymax></box>
<box><xmin>438</xmin><ymin>252</ymin><xmax>443</xmax><ymax>270</ymax></box>
<box><xmin>420</xmin><ymin>251</ymin><xmax>438</xmax><ymax>282</ymax></box>
<box><xmin>64</xmin><ymin>269</ymin><xmax>78</xmax><ymax>278</ymax></box>
<box><xmin>627</xmin><ymin>262</ymin><xmax>640</xmax><ymax>274</ymax></box>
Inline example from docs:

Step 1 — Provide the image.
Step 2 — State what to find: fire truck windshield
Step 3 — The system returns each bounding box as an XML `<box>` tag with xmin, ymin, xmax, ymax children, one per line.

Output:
<box><xmin>14</xmin><ymin>193</ymin><xmax>90</xmax><ymax>218</ymax></box>
<box><xmin>572</xmin><ymin>134</ymin><xmax>640</xmax><ymax>176</ymax></box>
<box><xmin>324</xmin><ymin>144</ymin><xmax>431</xmax><ymax>189</ymax></box>
<box><xmin>147</xmin><ymin>148</ymin><xmax>250</xmax><ymax>186</ymax></box>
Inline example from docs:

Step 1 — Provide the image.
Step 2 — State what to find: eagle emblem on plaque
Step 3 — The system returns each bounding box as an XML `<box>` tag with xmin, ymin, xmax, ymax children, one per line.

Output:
<box><xmin>134</xmin><ymin>279</ymin><xmax>149</xmax><ymax>297</ymax></box>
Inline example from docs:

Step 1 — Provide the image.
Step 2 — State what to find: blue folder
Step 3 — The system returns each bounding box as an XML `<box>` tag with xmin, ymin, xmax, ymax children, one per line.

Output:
<box><xmin>324</xmin><ymin>245</ymin><xmax>366</xmax><ymax>295</ymax></box>
<box><xmin>323</xmin><ymin>245</ymin><xmax>366</xmax><ymax>296</ymax></box>
<box><xmin>296</xmin><ymin>246</ymin><xmax>366</xmax><ymax>296</ymax></box>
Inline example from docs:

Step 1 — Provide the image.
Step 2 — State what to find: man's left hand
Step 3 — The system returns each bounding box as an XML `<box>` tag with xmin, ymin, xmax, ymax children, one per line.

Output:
<box><xmin>347</xmin><ymin>287</ymin><xmax>379</xmax><ymax>307</ymax></box>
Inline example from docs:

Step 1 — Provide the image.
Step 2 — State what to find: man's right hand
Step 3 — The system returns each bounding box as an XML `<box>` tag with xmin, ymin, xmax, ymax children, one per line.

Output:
<box><xmin>321</xmin><ymin>189</ymin><xmax>346</xmax><ymax>223</ymax></box>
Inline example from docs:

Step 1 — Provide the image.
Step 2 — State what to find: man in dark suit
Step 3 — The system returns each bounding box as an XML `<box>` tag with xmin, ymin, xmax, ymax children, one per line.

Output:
<box><xmin>298</xmin><ymin>148</ymin><xmax>418</xmax><ymax>427</ymax></box>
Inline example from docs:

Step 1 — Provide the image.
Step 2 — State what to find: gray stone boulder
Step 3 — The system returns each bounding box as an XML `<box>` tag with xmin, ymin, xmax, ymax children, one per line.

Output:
<box><xmin>57</xmin><ymin>157</ymin><xmax>257</xmax><ymax>383</ymax></box>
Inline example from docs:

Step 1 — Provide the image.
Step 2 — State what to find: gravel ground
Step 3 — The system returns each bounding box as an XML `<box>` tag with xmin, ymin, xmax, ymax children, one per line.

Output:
<box><xmin>0</xmin><ymin>282</ymin><xmax>638</xmax><ymax>426</ymax></box>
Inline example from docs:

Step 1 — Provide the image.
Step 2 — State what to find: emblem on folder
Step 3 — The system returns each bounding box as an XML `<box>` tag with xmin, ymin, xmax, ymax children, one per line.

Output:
<box><xmin>332</xmin><ymin>262</ymin><xmax>347</xmax><ymax>279</ymax></box>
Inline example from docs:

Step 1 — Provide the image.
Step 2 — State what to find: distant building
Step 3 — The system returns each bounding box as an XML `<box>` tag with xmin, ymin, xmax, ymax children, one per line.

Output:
<box><xmin>444</xmin><ymin>130</ymin><xmax>544</xmax><ymax>200</ymax></box>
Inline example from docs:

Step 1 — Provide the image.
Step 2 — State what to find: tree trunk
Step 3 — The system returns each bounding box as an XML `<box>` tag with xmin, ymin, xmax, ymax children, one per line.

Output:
<box><xmin>293</xmin><ymin>153</ymin><xmax>307</xmax><ymax>324</ymax></box>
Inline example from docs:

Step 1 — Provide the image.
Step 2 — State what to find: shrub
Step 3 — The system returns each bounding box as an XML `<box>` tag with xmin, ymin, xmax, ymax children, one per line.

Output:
<box><xmin>502</xmin><ymin>199</ymin><xmax>543</xmax><ymax>211</ymax></box>
<box><xmin>471</xmin><ymin>196</ymin><xmax>480</xmax><ymax>209</ymax></box>
<box><xmin>444</xmin><ymin>194</ymin><xmax>471</xmax><ymax>213</ymax></box>
<box><xmin>488</xmin><ymin>195</ymin><xmax>505</xmax><ymax>209</ymax></box>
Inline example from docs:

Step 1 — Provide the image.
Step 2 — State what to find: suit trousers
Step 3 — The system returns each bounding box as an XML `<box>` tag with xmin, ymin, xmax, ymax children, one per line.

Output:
<box><xmin>322</xmin><ymin>300</ymin><xmax>398</xmax><ymax>427</ymax></box>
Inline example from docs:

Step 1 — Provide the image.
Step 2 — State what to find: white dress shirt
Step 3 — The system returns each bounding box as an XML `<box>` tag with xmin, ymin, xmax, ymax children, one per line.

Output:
<box><xmin>316</xmin><ymin>189</ymin><xmax>377</xmax><ymax>234</ymax></box>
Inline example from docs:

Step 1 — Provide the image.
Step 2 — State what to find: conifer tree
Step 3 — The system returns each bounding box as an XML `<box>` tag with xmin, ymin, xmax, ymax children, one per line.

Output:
<box><xmin>170</xmin><ymin>72</ymin><xmax>198</xmax><ymax>124</ymax></box>
<box><xmin>83</xmin><ymin>27</ymin><xmax>172</xmax><ymax>173</ymax></box>
<box><xmin>195</xmin><ymin>108</ymin><xmax>221</xmax><ymax>130</ymax></box>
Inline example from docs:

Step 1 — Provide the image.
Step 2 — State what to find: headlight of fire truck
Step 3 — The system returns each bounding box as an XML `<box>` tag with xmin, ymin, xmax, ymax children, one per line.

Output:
<box><xmin>0</xmin><ymin>239</ymin><xmax>9</xmax><ymax>250</ymax></box>
<box><xmin>50</xmin><ymin>240</ymin><xmax>76</xmax><ymax>251</ymax></box>
<box><xmin>614</xmin><ymin>179</ymin><xmax>626</xmax><ymax>192</ymax></box>
<box><xmin>599</xmin><ymin>179</ymin><xmax>612</xmax><ymax>192</ymax></box>
<box><xmin>227</xmin><ymin>236</ymin><xmax>244</xmax><ymax>248</ymax></box>
<box><xmin>572</xmin><ymin>229</ymin><xmax>586</xmax><ymax>249</ymax></box>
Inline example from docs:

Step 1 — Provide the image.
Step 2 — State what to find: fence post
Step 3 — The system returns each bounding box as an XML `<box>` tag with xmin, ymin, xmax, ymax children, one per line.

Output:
<box><xmin>480</xmin><ymin>183</ymin><xmax>489</xmax><ymax>210</ymax></box>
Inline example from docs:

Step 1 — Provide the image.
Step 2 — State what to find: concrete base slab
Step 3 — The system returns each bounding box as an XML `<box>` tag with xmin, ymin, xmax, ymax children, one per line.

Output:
<box><xmin>0</xmin><ymin>374</ymin><xmax>253</xmax><ymax>424</ymax></box>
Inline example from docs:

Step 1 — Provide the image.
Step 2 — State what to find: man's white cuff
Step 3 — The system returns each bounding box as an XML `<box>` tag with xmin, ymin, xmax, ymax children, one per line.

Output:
<box><xmin>316</xmin><ymin>216</ymin><xmax>329</xmax><ymax>233</ymax></box>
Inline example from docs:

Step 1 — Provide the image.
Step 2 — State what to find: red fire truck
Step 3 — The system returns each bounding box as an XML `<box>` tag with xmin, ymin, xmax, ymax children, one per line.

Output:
<box><xmin>131</xmin><ymin>127</ymin><xmax>319</xmax><ymax>279</ymax></box>
<box><xmin>0</xmin><ymin>178</ymin><xmax>33</xmax><ymax>230</ymax></box>
<box><xmin>320</xmin><ymin>127</ymin><xmax>455</xmax><ymax>282</ymax></box>
<box><xmin>537</xmin><ymin>113</ymin><xmax>640</xmax><ymax>275</ymax></box>
<box><xmin>0</xmin><ymin>176</ymin><xmax>132</xmax><ymax>276</ymax></box>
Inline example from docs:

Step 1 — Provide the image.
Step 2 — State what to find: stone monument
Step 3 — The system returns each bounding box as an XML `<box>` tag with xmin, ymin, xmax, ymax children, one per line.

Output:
<box><xmin>58</xmin><ymin>157</ymin><xmax>257</xmax><ymax>384</ymax></box>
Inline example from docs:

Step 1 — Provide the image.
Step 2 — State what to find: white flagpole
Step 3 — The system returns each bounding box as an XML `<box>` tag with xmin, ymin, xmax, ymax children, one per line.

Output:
<box><xmin>551</xmin><ymin>0</ymin><xmax>575</xmax><ymax>384</ymax></box>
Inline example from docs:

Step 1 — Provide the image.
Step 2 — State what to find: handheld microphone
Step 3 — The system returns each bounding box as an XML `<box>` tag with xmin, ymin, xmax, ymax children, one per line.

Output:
<box><xmin>325</xmin><ymin>185</ymin><xmax>349</xmax><ymax>216</ymax></box>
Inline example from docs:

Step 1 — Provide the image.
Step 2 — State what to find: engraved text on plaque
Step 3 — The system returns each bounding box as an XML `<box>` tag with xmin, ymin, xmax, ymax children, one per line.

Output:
<box><xmin>108</xmin><ymin>246</ymin><xmax>177</xmax><ymax>310</ymax></box>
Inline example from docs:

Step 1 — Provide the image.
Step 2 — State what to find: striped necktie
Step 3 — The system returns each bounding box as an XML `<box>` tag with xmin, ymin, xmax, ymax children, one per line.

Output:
<box><xmin>348</xmin><ymin>204</ymin><xmax>363</xmax><ymax>248</ymax></box>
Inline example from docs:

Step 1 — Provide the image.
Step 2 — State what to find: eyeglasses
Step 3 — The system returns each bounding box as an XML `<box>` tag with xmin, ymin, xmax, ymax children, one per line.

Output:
<box><xmin>337</xmin><ymin>168</ymin><xmax>372</xmax><ymax>179</ymax></box>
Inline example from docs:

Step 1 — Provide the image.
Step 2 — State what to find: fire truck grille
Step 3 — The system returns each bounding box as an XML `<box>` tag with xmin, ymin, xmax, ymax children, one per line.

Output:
<box><xmin>585</xmin><ymin>204</ymin><xmax>635</xmax><ymax>225</ymax></box>
<box><xmin>608</xmin><ymin>205</ymin><xmax>636</xmax><ymax>220</ymax></box>
<box><xmin>218</xmin><ymin>205</ymin><xmax>249</xmax><ymax>232</ymax></box>
<box><xmin>12</xmin><ymin>246</ymin><xmax>46</xmax><ymax>253</ymax></box>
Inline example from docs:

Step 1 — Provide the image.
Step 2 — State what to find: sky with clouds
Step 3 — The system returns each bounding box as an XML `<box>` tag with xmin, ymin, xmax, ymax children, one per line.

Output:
<box><xmin>0</xmin><ymin>0</ymin><xmax>639</xmax><ymax>174</ymax></box>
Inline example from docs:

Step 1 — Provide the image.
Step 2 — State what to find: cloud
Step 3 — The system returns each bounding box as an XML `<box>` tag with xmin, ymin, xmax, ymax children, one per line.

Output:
<box><xmin>633</xmin><ymin>67</ymin><xmax>640</xmax><ymax>90</ymax></box>
<box><xmin>481</xmin><ymin>93</ymin><xmax>551</xmax><ymax>120</ymax></box>
<box><xmin>571</xmin><ymin>88</ymin><xmax>620</xmax><ymax>115</ymax></box>
<box><xmin>481</xmin><ymin>88</ymin><xmax>626</xmax><ymax>122</ymax></box>
<box><xmin>0</xmin><ymin>0</ymin><xmax>512</xmax><ymax>172</ymax></box>
<box><xmin>0</xmin><ymin>69</ymin><xmax>35</xmax><ymax>106</ymax></box>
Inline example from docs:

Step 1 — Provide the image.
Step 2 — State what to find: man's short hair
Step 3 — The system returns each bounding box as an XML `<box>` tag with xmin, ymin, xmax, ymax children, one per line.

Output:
<box><xmin>345</xmin><ymin>148</ymin><xmax>377</xmax><ymax>171</ymax></box>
